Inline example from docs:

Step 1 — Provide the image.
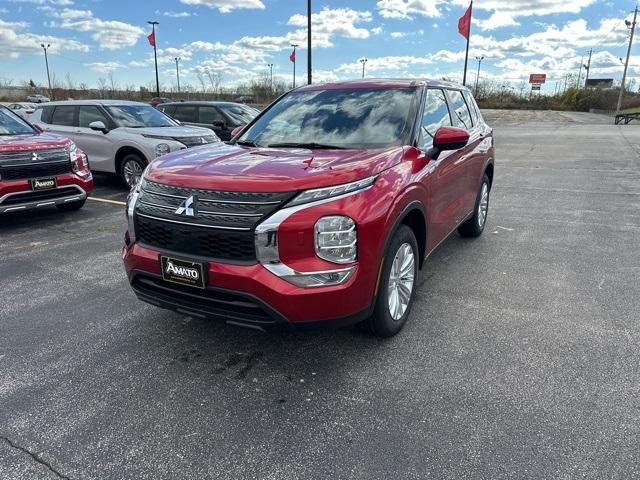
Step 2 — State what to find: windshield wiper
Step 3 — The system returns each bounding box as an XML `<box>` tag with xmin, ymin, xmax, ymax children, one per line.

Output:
<box><xmin>236</xmin><ymin>140</ymin><xmax>258</xmax><ymax>147</ymax></box>
<box><xmin>267</xmin><ymin>142</ymin><xmax>346</xmax><ymax>149</ymax></box>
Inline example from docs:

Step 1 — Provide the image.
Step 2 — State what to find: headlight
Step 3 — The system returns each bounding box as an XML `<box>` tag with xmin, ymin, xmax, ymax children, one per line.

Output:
<box><xmin>155</xmin><ymin>143</ymin><xmax>171</xmax><ymax>157</ymax></box>
<box><xmin>315</xmin><ymin>216</ymin><xmax>357</xmax><ymax>264</ymax></box>
<box><xmin>68</xmin><ymin>143</ymin><xmax>77</xmax><ymax>162</ymax></box>
<box><xmin>287</xmin><ymin>175</ymin><xmax>376</xmax><ymax>207</ymax></box>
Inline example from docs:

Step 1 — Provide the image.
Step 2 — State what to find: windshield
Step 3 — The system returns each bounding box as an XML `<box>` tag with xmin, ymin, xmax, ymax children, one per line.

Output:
<box><xmin>105</xmin><ymin>105</ymin><xmax>177</xmax><ymax>128</ymax></box>
<box><xmin>221</xmin><ymin>104</ymin><xmax>259</xmax><ymax>125</ymax></box>
<box><xmin>238</xmin><ymin>87</ymin><xmax>418</xmax><ymax>149</ymax></box>
<box><xmin>0</xmin><ymin>108</ymin><xmax>35</xmax><ymax>135</ymax></box>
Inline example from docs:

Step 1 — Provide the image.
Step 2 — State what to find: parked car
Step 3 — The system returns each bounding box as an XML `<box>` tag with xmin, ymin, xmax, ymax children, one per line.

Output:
<box><xmin>122</xmin><ymin>79</ymin><xmax>494</xmax><ymax>337</ymax></box>
<box><xmin>7</xmin><ymin>103</ymin><xmax>37</xmax><ymax>120</ymax></box>
<box><xmin>150</xmin><ymin>97</ymin><xmax>173</xmax><ymax>108</ymax></box>
<box><xmin>31</xmin><ymin>100</ymin><xmax>220</xmax><ymax>188</ymax></box>
<box><xmin>25</xmin><ymin>94</ymin><xmax>50</xmax><ymax>103</ymax></box>
<box><xmin>158</xmin><ymin>101</ymin><xmax>260</xmax><ymax>141</ymax></box>
<box><xmin>0</xmin><ymin>105</ymin><xmax>93</xmax><ymax>214</ymax></box>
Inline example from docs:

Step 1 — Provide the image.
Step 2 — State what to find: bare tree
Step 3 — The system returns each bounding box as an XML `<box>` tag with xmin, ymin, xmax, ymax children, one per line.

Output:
<box><xmin>97</xmin><ymin>77</ymin><xmax>108</xmax><ymax>98</ymax></box>
<box><xmin>108</xmin><ymin>73</ymin><xmax>119</xmax><ymax>99</ymax></box>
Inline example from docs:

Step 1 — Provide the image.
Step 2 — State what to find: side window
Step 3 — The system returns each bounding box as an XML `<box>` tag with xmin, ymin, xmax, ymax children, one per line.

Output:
<box><xmin>419</xmin><ymin>89</ymin><xmax>452</xmax><ymax>149</ymax></box>
<box><xmin>79</xmin><ymin>106</ymin><xmax>109</xmax><ymax>128</ymax></box>
<box><xmin>173</xmin><ymin>105</ymin><xmax>197</xmax><ymax>123</ymax></box>
<box><xmin>50</xmin><ymin>106</ymin><xmax>76</xmax><ymax>127</ymax></box>
<box><xmin>40</xmin><ymin>106</ymin><xmax>54</xmax><ymax>123</ymax></box>
<box><xmin>159</xmin><ymin>104</ymin><xmax>176</xmax><ymax>116</ymax></box>
<box><xmin>199</xmin><ymin>106</ymin><xmax>225</xmax><ymax>124</ymax></box>
<box><xmin>447</xmin><ymin>90</ymin><xmax>473</xmax><ymax>129</ymax></box>
<box><xmin>462</xmin><ymin>91</ymin><xmax>480</xmax><ymax>126</ymax></box>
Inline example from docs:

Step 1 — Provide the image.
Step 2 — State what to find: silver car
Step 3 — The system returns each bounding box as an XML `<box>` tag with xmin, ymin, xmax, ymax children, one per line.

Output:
<box><xmin>7</xmin><ymin>103</ymin><xmax>37</xmax><ymax>120</ymax></box>
<box><xmin>31</xmin><ymin>100</ymin><xmax>220</xmax><ymax>187</ymax></box>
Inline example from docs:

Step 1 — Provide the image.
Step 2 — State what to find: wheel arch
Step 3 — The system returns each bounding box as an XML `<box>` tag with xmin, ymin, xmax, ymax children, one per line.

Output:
<box><xmin>384</xmin><ymin>201</ymin><xmax>427</xmax><ymax>271</ymax></box>
<box><xmin>115</xmin><ymin>146</ymin><xmax>148</xmax><ymax>174</ymax></box>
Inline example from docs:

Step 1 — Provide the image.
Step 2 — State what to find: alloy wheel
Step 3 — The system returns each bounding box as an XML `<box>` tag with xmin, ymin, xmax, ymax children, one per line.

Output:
<box><xmin>478</xmin><ymin>182</ymin><xmax>489</xmax><ymax>228</ymax></box>
<box><xmin>387</xmin><ymin>243</ymin><xmax>415</xmax><ymax>321</ymax></box>
<box><xmin>123</xmin><ymin>159</ymin><xmax>143</xmax><ymax>188</ymax></box>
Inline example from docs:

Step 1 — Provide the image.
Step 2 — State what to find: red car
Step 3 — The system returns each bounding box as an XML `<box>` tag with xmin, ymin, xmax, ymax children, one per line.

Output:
<box><xmin>123</xmin><ymin>79</ymin><xmax>494</xmax><ymax>337</ymax></box>
<box><xmin>0</xmin><ymin>105</ymin><xmax>93</xmax><ymax>214</ymax></box>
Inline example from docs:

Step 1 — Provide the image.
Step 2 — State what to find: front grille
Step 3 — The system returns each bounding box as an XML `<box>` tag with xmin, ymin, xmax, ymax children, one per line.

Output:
<box><xmin>132</xmin><ymin>274</ymin><xmax>280</xmax><ymax>325</ymax></box>
<box><xmin>174</xmin><ymin>135</ymin><xmax>218</xmax><ymax>148</ymax></box>
<box><xmin>134</xmin><ymin>180</ymin><xmax>295</xmax><ymax>262</ymax></box>
<box><xmin>0</xmin><ymin>147</ymin><xmax>72</xmax><ymax>181</ymax></box>
<box><xmin>0</xmin><ymin>162</ymin><xmax>71</xmax><ymax>180</ymax></box>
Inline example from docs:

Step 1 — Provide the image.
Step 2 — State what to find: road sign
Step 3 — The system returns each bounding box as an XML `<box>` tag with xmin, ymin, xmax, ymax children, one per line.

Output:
<box><xmin>529</xmin><ymin>74</ymin><xmax>547</xmax><ymax>84</ymax></box>
<box><xmin>531</xmin><ymin>84</ymin><xmax>541</xmax><ymax>91</ymax></box>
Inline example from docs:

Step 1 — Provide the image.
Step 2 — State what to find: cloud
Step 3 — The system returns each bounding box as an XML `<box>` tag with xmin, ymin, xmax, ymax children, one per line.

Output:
<box><xmin>452</xmin><ymin>0</ymin><xmax>599</xmax><ymax>30</ymax></box>
<box><xmin>377</xmin><ymin>0</ymin><xmax>446</xmax><ymax>19</ymax></box>
<box><xmin>179</xmin><ymin>0</ymin><xmax>265</xmax><ymax>13</ymax></box>
<box><xmin>9</xmin><ymin>0</ymin><xmax>73</xmax><ymax>5</ymax></box>
<box><xmin>85</xmin><ymin>61</ymin><xmax>123</xmax><ymax>74</ymax></box>
<box><xmin>50</xmin><ymin>8</ymin><xmax>145</xmax><ymax>50</ymax></box>
<box><xmin>156</xmin><ymin>10</ymin><xmax>194</xmax><ymax>18</ymax></box>
<box><xmin>0</xmin><ymin>17</ymin><xmax>89</xmax><ymax>58</ymax></box>
<box><xmin>288</xmin><ymin>7</ymin><xmax>372</xmax><ymax>45</ymax></box>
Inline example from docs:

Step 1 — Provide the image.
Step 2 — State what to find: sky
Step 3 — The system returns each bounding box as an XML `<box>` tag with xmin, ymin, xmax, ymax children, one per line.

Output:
<box><xmin>0</xmin><ymin>0</ymin><xmax>636</xmax><ymax>94</ymax></box>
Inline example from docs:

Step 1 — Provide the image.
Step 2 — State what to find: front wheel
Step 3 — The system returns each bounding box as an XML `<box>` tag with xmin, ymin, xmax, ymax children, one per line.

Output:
<box><xmin>458</xmin><ymin>174</ymin><xmax>490</xmax><ymax>238</ymax></box>
<box><xmin>365</xmin><ymin>225</ymin><xmax>419</xmax><ymax>338</ymax></box>
<box><xmin>119</xmin><ymin>153</ymin><xmax>146</xmax><ymax>189</ymax></box>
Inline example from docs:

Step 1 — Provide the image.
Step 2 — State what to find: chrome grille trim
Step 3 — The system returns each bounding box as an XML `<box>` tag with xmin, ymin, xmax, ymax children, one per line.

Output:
<box><xmin>0</xmin><ymin>147</ymin><xmax>70</xmax><ymax>166</ymax></box>
<box><xmin>135</xmin><ymin>212</ymin><xmax>252</xmax><ymax>231</ymax></box>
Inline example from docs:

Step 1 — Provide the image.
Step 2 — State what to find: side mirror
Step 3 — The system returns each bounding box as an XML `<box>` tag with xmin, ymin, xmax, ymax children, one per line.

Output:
<box><xmin>212</xmin><ymin>120</ymin><xmax>226</xmax><ymax>129</ymax></box>
<box><xmin>89</xmin><ymin>121</ymin><xmax>108</xmax><ymax>133</ymax></box>
<box><xmin>230</xmin><ymin>125</ymin><xmax>245</xmax><ymax>138</ymax></box>
<box><xmin>427</xmin><ymin>126</ymin><xmax>469</xmax><ymax>160</ymax></box>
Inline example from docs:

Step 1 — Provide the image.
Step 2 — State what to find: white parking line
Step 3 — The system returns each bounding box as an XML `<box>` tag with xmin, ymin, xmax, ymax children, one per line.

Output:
<box><xmin>88</xmin><ymin>197</ymin><xmax>126</xmax><ymax>206</ymax></box>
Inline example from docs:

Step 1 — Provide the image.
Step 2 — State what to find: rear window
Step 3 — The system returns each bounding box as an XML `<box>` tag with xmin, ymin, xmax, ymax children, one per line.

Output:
<box><xmin>463</xmin><ymin>91</ymin><xmax>482</xmax><ymax>126</ymax></box>
<box><xmin>447</xmin><ymin>90</ymin><xmax>473</xmax><ymax>130</ymax></box>
<box><xmin>51</xmin><ymin>106</ymin><xmax>76</xmax><ymax>126</ymax></box>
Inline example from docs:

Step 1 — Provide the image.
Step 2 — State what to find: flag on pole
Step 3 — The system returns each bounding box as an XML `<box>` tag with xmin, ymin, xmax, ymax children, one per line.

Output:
<box><xmin>458</xmin><ymin>1</ymin><xmax>472</xmax><ymax>40</ymax></box>
<box><xmin>147</xmin><ymin>31</ymin><xmax>156</xmax><ymax>48</ymax></box>
<box><xmin>290</xmin><ymin>49</ymin><xmax>296</xmax><ymax>63</ymax></box>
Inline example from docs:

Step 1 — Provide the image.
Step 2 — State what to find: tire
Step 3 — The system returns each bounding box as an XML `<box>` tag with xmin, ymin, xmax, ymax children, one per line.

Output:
<box><xmin>56</xmin><ymin>199</ymin><xmax>86</xmax><ymax>212</ymax></box>
<box><xmin>119</xmin><ymin>153</ymin><xmax>146</xmax><ymax>189</ymax></box>
<box><xmin>458</xmin><ymin>174</ymin><xmax>490</xmax><ymax>238</ymax></box>
<box><xmin>365</xmin><ymin>225</ymin><xmax>419</xmax><ymax>338</ymax></box>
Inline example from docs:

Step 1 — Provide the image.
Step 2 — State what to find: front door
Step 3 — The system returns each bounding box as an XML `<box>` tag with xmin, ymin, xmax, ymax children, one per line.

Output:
<box><xmin>74</xmin><ymin>106</ymin><xmax>114</xmax><ymax>173</ymax></box>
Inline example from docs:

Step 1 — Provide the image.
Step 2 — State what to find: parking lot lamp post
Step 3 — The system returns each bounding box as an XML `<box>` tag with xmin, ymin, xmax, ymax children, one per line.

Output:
<box><xmin>474</xmin><ymin>56</ymin><xmax>484</xmax><ymax>97</ymax></box>
<box><xmin>148</xmin><ymin>21</ymin><xmax>160</xmax><ymax>97</ymax></box>
<box><xmin>617</xmin><ymin>6</ymin><xmax>638</xmax><ymax>116</ymax></box>
<box><xmin>307</xmin><ymin>0</ymin><xmax>312</xmax><ymax>85</ymax></box>
<box><xmin>267</xmin><ymin>63</ymin><xmax>274</xmax><ymax>94</ymax></box>
<box><xmin>583</xmin><ymin>48</ymin><xmax>592</xmax><ymax>90</ymax></box>
<box><xmin>360</xmin><ymin>58</ymin><xmax>367</xmax><ymax>78</ymax></box>
<box><xmin>175</xmin><ymin>57</ymin><xmax>181</xmax><ymax>94</ymax></box>
<box><xmin>40</xmin><ymin>44</ymin><xmax>52</xmax><ymax>96</ymax></box>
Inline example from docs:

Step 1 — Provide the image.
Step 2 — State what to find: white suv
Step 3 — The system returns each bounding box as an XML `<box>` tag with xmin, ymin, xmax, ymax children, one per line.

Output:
<box><xmin>31</xmin><ymin>100</ymin><xmax>220</xmax><ymax>187</ymax></box>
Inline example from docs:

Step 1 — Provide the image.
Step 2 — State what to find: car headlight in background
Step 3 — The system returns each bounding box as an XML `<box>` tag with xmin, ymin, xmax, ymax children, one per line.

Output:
<box><xmin>315</xmin><ymin>216</ymin><xmax>357</xmax><ymax>264</ymax></box>
<box><xmin>155</xmin><ymin>143</ymin><xmax>171</xmax><ymax>157</ymax></box>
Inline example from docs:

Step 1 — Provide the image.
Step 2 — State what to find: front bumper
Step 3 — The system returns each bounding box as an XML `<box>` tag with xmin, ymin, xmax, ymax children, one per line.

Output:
<box><xmin>123</xmin><ymin>242</ymin><xmax>376</xmax><ymax>330</ymax></box>
<box><xmin>0</xmin><ymin>175</ymin><xmax>93</xmax><ymax>214</ymax></box>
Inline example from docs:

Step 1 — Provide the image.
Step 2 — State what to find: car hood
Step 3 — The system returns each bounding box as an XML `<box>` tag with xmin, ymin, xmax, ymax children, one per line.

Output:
<box><xmin>0</xmin><ymin>133</ymin><xmax>72</xmax><ymax>152</ymax></box>
<box><xmin>145</xmin><ymin>143</ymin><xmax>406</xmax><ymax>192</ymax></box>
<box><xmin>119</xmin><ymin>126</ymin><xmax>213</xmax><ymax>138</ymax></box>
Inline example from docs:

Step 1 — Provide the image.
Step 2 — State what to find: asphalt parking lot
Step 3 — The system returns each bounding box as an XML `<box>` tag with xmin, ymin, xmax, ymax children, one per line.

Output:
<box><xmin>1</xmin><ymin>109</ymin><xmax>640</xmax><ymax>479</ymax></box>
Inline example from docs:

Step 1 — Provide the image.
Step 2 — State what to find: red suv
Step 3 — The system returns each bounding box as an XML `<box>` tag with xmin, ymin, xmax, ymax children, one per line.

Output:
<box><xmin>123</xmin><ymin>79</ymin><xmax>494</xmax><ymax>337</ymax></box>
<box><xmin>0</xmin><ymin>106</ymin><xmax>93</xmax><ymax>214</ymax></box>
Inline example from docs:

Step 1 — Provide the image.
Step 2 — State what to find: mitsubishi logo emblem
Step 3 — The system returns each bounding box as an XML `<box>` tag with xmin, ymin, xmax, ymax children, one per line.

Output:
<box><xmin>175</xmin><ymin>195</ymin><xmax>196</xmax><ymax>217</ymax></box>
<box><xmin>31</xmin><ymin>152</ymin><xmax>39</xmax><ymax>162</ymax></box>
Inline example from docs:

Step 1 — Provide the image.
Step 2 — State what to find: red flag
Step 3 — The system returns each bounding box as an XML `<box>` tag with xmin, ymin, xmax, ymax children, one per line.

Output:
<box><xmin>147</xmin><ymin>31</ymin><xmax>156</xmax><ymax>48</ymax></box>
<box><xmin>458</xmin><ymin>1</ymin><xmax>472</xmax><ymax>40</ymax></box>
<box><xmin>289</xmin><ymin>49</ymin><xmax>296</xmax><ymax>63</ymax></box>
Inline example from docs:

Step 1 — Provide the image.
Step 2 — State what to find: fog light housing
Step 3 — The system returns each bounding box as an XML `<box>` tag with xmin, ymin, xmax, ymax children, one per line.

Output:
<box><xmin>282</xmin><ymin>267</ymin><xmax>355</xmax><ymax>287</ymax></box>
<box><xmin>315</xmin><ymin>216</ymin><xmax>357</xmax><ymax>264</ymax></box>
<box><xmin>155</xmin><ymin>143</ymin><xmax>171</xmax><ymax>157</ymax></box>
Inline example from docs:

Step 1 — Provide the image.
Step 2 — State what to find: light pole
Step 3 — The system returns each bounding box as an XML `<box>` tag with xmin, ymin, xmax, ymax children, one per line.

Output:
<box><xmin>267</xmin><ymin>63</ymin><xmax>274</xmax><ymax>94</ymax></box>
<box><xmin>360</xmin><ymin>58</ymin><xmax>367</xmax><ymax>78</ymax></box>
<box><xmin>175</xmin><ymin>57</ymin><xmax>181</xmax><ymax>94</ymax></box>
<box><xmin>40</xmin><ymin>43</ymin><xmax>52</xmax><ymax>96</ymax></box>
<box><xmin>291</xmin><ymin>43</ymin><xmax>299</xmax><ymax>88</ymax></box>
<box><xmin>475</xmin><ymin>56</ymin><xmax>484</xmax><ymax>97</ymax></box>
<box><xmin>307</xmin><ymin>0</ymin><xmax>312</xmax><ymax>85</ymax></box>
<box><xmin>583</xmin><ymin>48</ymin><xmax>593</xmax><ymax>90</ymax></box>
<box><xmin>617</xmin><ymin>7</ymin><xmax>638</xmax><ymax>115</ymax></box>
<box><xmin>148</xmin><ymin>21</ymin><xmax>160</xmax><ymax>97</ymax></box>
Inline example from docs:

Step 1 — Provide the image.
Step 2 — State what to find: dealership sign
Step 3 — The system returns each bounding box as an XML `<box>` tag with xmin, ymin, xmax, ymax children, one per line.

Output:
<box><xmin>529</xmin><ymin>74</ymin><xmax>547</xmax><ymax>84</ymax></box>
